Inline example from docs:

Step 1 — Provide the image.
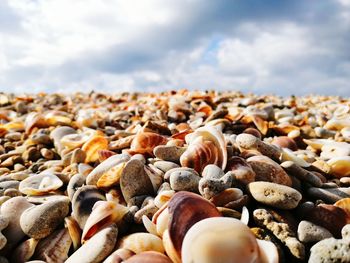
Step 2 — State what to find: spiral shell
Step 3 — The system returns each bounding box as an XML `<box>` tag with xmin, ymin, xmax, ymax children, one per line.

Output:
<box><xmin>129</xmin><ymin>132</ymin><xmax>167</xmax><ymax>155</ymax></box>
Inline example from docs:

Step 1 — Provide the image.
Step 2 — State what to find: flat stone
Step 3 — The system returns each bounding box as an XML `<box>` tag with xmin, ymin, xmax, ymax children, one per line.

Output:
<box><xmin>20</xmin><ymin>199</ymin><xmax>69</xmax><ymax>239</ymax></box>
<box><xmin>248</xmin><ymin>181</ymin><xmax>302</xmax><ymax>209</ymax></box>
<box><xmin>66</xmin><ymin>225</ymin><xmax>118</xmax><ymax>263</ymax></box>
<box><xmin>297</xmin><ymin>220</ymin><xmax>332</xmax><ymax>243</ymax></box>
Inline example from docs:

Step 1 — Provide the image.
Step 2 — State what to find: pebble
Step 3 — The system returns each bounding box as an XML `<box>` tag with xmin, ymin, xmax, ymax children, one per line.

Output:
<box><xmin>307</xmin><ymin>187</ymin><xmax>350</xmax><ymax>203</ymax></box>
<box><xmin>0</xmin><ymin>180</ymin><xmax>19</xmax><ymax>196</ymax></box>
<box><xmin>309</xmin><ymin>237</ymin><xmax>350</xmax><ymax>263</ymax></box>
<box><xmin>153</xmin><ymin>145</ymin><xmax>186</xmax><ymax>163</ymax></box>
<box><xmin>166</xmin><ymin>167</ymin><xmax>200</xmax><ymax>193</ymax></box>
<box><xmin>297</xmin><ymin>220</ymin><xmax>333</xmax><ymax>243</ymax></box>
<box><xmin>20</xmin><ymin>199</ymin><xmax>69</xmax><ymax>239</ymax></box>
<box><xmin>153</xmin><ymin>161</ymin><xmax>180</xmax><ymax>173</ymax></box>
<box><xmin>248</xmin><ymin>181</ymin><xmax>302</xmax><ymax>209</ymax></box>
<box><xmin>65</xmin><ymin>224</ymin><xmax>118</xmax><ymax>263</ymax></box>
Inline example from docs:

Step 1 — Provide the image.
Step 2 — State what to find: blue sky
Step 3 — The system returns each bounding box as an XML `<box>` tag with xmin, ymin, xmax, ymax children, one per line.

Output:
<box><xmin>0</xmin><ymin>0</ymin><xmax>349</xmax><ymax>96</ymax></box>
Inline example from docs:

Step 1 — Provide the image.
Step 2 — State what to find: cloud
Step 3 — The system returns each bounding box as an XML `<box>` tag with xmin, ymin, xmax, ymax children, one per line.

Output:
<box><xmin>0</xmin><ymin>0</ymin><xmax>349</xmax><ymax>96</ymax></box>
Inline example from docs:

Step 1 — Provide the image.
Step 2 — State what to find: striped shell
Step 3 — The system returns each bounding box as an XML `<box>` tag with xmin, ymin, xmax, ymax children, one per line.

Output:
<box><xmin>129</xmin><ymin>132</ymin><xmax>167</xmax><ymax>155</ymax></box>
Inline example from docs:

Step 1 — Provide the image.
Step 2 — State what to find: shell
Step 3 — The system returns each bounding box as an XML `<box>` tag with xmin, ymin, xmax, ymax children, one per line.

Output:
<box><xmin>324</xmin><ymin>117</ymin><xmax>350</xmax><ymax>131</ymax></box>
<box><xmin>98</xmin><ymin>149</ymin><xmax>116</xmax><ymax>162</ymax></box>
<box><xmin>104</xmin><ymin>248</ymin><xmax>135</xmax><ymax>263</ymax></box>
<box><xmin>182</xmin><ymin>126</ymin><xmax>227</xmax><ymax>172</ymax></box>
<box><xmin>124</xmin><ymin>251</ymin><xmax>172</xmax><ymax>263</ymax></box>
<box><xmin>82</xmin><ymin>201</ymin><xmax>129</xmax><ymax>242</ymax></box>
<box><xmin>327</xmin><ymin>156</ymin><xmax>350</xmax><ymax>178</ymax></box>
<box><xmin>25</xmin><ymin>112</ymin><xmax>47</xmax><ymax>134</ymax></box>
<box><xmin>12</xmin><ymin>238</ymin><xmax>39</xmax><ymax>263</ymax></box>
<box><xmin>34</xmin><ymin>228</ymin><xmax>72</xmax><ymax>263</ymax></box>
<box><xmin>280</xmin><ymin>148</ymin><xmax>310</xmax><ymax>168</ymax></box>
<box><xmin>129</xmin><ymin>132</ymin><xmax>167</xmax><ymax>155</ymax></box>
<box><xmin>82</xmin><ymin>135</ymin><xmax>109</xmax><ymax>163</ymax></box>
<box><xmin>226</xmin><ymin>156</ymin><xmax>256</xmax><ymax>185</ymax></box>
<box><xmin>96</xmin><ymin>162</ymin><xmax>126</xmax><ymax>188</ymax></box>
<box><xmin>334</xmin><ymin>198</ymin><xmax>350</xmax><ymax>218</ymax></box>
<box><xmin>181</xmin><ymin>217</ymin><xmax>262</xmax><ymax>263</ymax></box>
<box><xmin>272</xmin><ymin>136</ymin><xmax>298</xmax><ymax>151</ymax></box>
<box><xmin>65</xmin><ymin>216</ymin><xmax>81</xmax><ymax>251</ymax></box>
<box><xmin>167</xmin><ymin>191</ymin><xmax>221</xmax><ymax>258</ymax></box>
<box><xmin>19</xmin><ymin>173</ymin><xmax>63</xmax><ymax>195</ymax></box>
<box><xmin>154</xmin><ymin>190</ymin><xmax>175</xmax><ymax>208</ymax></box>
<box><xmin>119</xmin><ymin>232</ymin><xmax>165</xmax><ymax>254</ymax></box>
<box><xmin>44</xmin><ymin>111</ymin><xmax>72</xmax><ymax>126</ymax></box>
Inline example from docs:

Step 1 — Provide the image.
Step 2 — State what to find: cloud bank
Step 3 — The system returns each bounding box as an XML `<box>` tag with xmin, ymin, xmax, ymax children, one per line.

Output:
<box><xmin>0</xmin><ymin>0</ymin><xmax>349</xmax><ymax>96</ymax></box>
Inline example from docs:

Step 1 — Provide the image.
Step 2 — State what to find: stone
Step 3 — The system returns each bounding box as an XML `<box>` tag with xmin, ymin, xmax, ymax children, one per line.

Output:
<box><xmin>297</xmin><ymin>220</ymin><xmax>333</xmax><ymax>243</ymax></box>
<box><xmin>309</xmin><ymin>238</ymin><xmax>350</xmax><ymax>263</ymax></box>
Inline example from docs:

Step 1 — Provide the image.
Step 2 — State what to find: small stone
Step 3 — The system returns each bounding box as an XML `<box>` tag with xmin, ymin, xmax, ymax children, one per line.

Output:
<box><xmin>153</xmin><ymin>145</ymin><xmax>186</xmax><ymax>163</ymax></box>
<box><xmin>309</xmin><ymin>238</ymin><xmax>350</xmax><ymax>263</ymax></box>
<box><xmin>297</xmin><ymin>220</ymin><xmax>333</xmax><ymax>243</ymax></box>
<box><xmin>341</xmin><ymin>224</ymin><xmax>350</xmax><ymax>240</ymax></box>
<box><xmin>247</xmin><ymin>155</ymin><xmax>292</xmax><ymax>186</ymax></box>
<box><xmin>248</xmin><ymin>181</ymin><xmax>302</xmax><ymax>209</ymax></box>
<box><xmin>307</xmin><ymin>187</ymin><xmax>350</xmax><ymax>203</ymax></box>
<box><xmin>65</xmin><ymin>224</ymin><xmax>118</xmax><ymax>263</ymax></box>
<box><xmin>340</xmin><ymin>176</ymin><xmax>350</xmax><ymax>186</ymax></box>
<box><xmin>120</xmin><ymin>159</ymin><xmax>154</xmax><ymax>204</ymax></box>
<box><xmin>20</xmin><ymin>199</ymin><xmax>70</xmax><ymax>239</ymax></box>
<box><xmin>166</xmin><ymin>168</ymin><xmax>200</xmax><ymax>193</ymax></box>
<box><xmin>0</xmin><ymin>180</ymin><xmax>19</xmax><ymax>196</ymax></box>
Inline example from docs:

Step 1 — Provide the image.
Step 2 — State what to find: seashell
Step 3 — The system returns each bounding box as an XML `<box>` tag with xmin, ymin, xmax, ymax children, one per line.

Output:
<box><xmin>12</xmin><ymin>238</ymin><xmax>39</xmax><ymax>263</ymax></box>
<box><xmin>334</xmin><ymin>198</ymin><xmax>350</xmax><ymax>218</ymax></box>
<box><xmin>19</xmin><ymin>173</ymin><xmax>63</xmax><ymax>195</ymax></box>
<box><xmin>280</xmin><ymin>148</ymin><xmax>311</xmax><ymax>167</ymax></box>
<box><xmin>25</xmin><ymin>112</ymin><xmax>47</xmax><ymax>134</ymax></box>
<box><xmin>181</xmin><ymin>217</ymin><xmax>277</xmax><ymax>263</ymax></box>
<box><xmin>327</xmin><ymin>156</ymin><xmax>350</xmax><ymax>178</ymax></box>
<box><xmin>60</xmin><ymin>133</ymin><xmax>90</xmax><ymax>151</ymax></box>
<box><xmin>167</xmin><ymin>191</ymin><xmax>221</xmax><ymax>258</ymax></box>
<box><xmin>209</xmin><ymin>188</ymin><xmax>243</xmax><ymax>207</ymax></box>
<box><xmin>97</xmin><ymin>162</ymin><xmax>126</xmax><ymax>188</ymax></box>
<box><xmin>303</xmin><ymin>138</ymin><xmax>332</xmax><ymax>150</ymax></box>
<box><xmin>183</xmin><ymin>126</ymin><xmax>227</xmax><ymax>171</ymax></box>
<box><xmin>324</xmin><ymin>117</ymin><xmax>350</xmax><ymax>131</ymax></box>
<box><xmin>119</xmin><ymin>232</ymin><xmax>165</xmax><ymax>254</ymax></box>
<box><xmin>50</xmin><ymin>126</ymin><xmax>77</xmax><ymax>153</ymax></box>
<box><xmin>226</xmin><ymin>156</ymin><xmax>256</xmax><ymax>185</ymax></box>
<box><xmin>103</xmin><ymin>248</ymin><xmax>135</xmax><ymax>263</ymax></box>
<box><xmin>154</xmin><ymin>190</ymin><xmax>175</xmax><ymax>208</ymax></box>
<box><xmin>65</xmin><ymin>216</ymin><xmax>81</xmax><ymax>251</ymax></box>
<box><xmin>86</xmin><ymin>153</ymin><xmax>130</xmax><ymax>185</ymax></box>
<box><xmin>82</xmin><ymin>201</ymin><xmax>129</xmax><ymax>242</ymax></box>
<box><xmin>76</xmin><ymin>108</ymin><xmax>107</xmax><ymax>128</ymax></box>
<box><xmin>341</xmin><ymin>127</ymin><xmax>350</xmax><ymax>140</ymax></box>
<box><xmin>98</xmin><ymin>149</ymin><xmax>116</xmax><ymax>162</ymax></box>
<box><xmin>44</xmin><ymin>110</ymin><xmax>72</xmax><ymax>126</ymax></box>
<box><xmin>145</xmin><ymin>164</ymin><xmax>164</xmax><ymax>192</ymax></box>
<box><xmin>247</xmin><ymin>155</ymin><xmax>292</xmax><ymax>186</ymax></box>
<box><xmin>129</xmin><ymin>132</ymin><xmax>167</xmax><ymax>155</ymax></box>
<box><xmin>246</xmin><ymin>114</ymin><xmax>269</xmax><ymax>135</ymax></box>
<box><xmin>109</xmin><ymin>135</ymin><xmax>135</xmax><ymax>151</ymax></box>
<box><xmin>82</xmin><ymin>135</ymin><xmax>109</xmax><ymax>163</ymax></box>
<box><xmin>124</xmin><ymin>251</ymin><xmax>172</xmax><ymax>263</ymax></box>
<box><xmin>78</xmin><ymin>163</ymin><xmax>94</xmax><ymax>177</ymax></box>
<box><xmin>34</xmin><ymin>228</ymin><xmax>72</xmax><ymax>263</ymax></box>
<box><xmin>320</xmin><ymin>142</ymin><xmax>350</xmax><ymax>160</ymax></box>
<box><xmin>272</xmin><ymin>136</ymin><xmax>298</xmax><ymax>151</ymax></box>
<box><xmin>71</xmin><ymin>185</ymin><xmax>106</xmax><ymax>229</ymax></box>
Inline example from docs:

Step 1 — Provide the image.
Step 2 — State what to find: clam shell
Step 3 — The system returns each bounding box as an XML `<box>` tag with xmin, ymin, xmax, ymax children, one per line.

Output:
<box><xmin>96</xmin><ymin>162</ymin><xmax>126</xmax><ymax>188</ymax></box>
<box><xmin>327</xmin><ymin>156</ymin><xmax>350</xmax><ymax>178</ymax></box>
<box><xmin>19</xmin><ymin>173</ymin><xmax>63</xmax><ymax>195</ymax></box>
<box><xmin>184</xmin><ymin>126</ymin><xmax>227</xmax><ymax>170</ymax></box>
<box><xmin>82</xmin><ymin>135</ymin><xmax>109</xmax><ymax>163</ymax></box>
<box><xmin>119</xmin><ymin>232</ymin><xmax>165</xmax><ymax>254</ymax></box>
<box><xmin>167</xmin><ymin>191</ymin><xmax>221</xmax><ymax>258</ymax></box>
<box><xmin>181</xmin><ymin>217</ymin><xmax>260</xmax><ymax>263</ymax></box>
<box><xmin>25</xmin><ymin>112</ymin><xmax>47</xmax><ymax>134</ymax></box>
<box><xmin>65</xmin><ymin>216</ymin><xmax>81</xmax><ymax>251</ymax></box>
<box><xmin>82</xmin><ymin>201</ymin><xmax>129</xmax><ymax>242</ymax></box>
<box><xmin>124</xmin><ymin>251</ymin><xmax>172</xmax><ymax>263</ymax></box>
<box><xmin>12</xmin><ymin>238</ymin><xmax>39</xmax><ymax>263</ymax></box>
<box><xmin>129</xmin><ymin>132</ymin><xmax>167</xmax><ymax>155</ymax></box>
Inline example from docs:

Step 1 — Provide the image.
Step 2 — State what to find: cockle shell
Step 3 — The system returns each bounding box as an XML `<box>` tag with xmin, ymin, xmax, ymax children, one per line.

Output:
<box><xmin>181</xmin><ymin>217</ymin><xmax>278</xmax><ymax>263</ymax></box>
<box><xmin>119</xmin><ymin>232</ymin><xmax>165</xmax><ymax>254</ymax></box>
<box><xmin>327</xmin><ymin>156</ymin><xmax>350</xmax><ymax>178</ymax></box>
<box><xmin>19</xmin><ymin>173</ymin><xmax>63</xmax><ymax>195</ymax></box>
<box><xmin>82</xmin><ymin>135</ymin><xmax>109</xmax><ymax>163</ymax></box>
<box><xmin>182</xmin><ymin>126</ymin><xmax>227</xmax><ymax>171</ymax></box>
<box><xmin>82</xmin><ymin>201</ymin><xmax>129</xmax><ymax>242</ymax></box>
<box><xmin>129</xmin><ymin>132</ymin><xmax>167</xmax><ymax>155</ymax></box>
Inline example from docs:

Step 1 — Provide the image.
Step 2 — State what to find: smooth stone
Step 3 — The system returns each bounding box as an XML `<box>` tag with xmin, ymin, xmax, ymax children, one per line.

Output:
<box><xmin>67</xmin><ymin>173</ymin><xmax>86</xmax><ymax>200</ymax></box>
<box><xmin>0</xmin><ymin>215</ymin><xmax>9</xmax><ymax>249</ymax></box>
<box><xmin>248</xmin><ymin>182</ymin><xmax>302</xmax><ymax>209</ymax></box>
<box><xmin>202</xmin><ymin>164</ymin><xmax>224</xmax><ymax>179</ymax></box>
<box><xmin>297</xmin><ymin>220</ymin><xmax>332</xmax><ymax>243</ymax></box>
<box><xmin>340</xmin><ymin>177</ymin><xmax>350</xmax><ymax>186</ymax></box>
<box><xmin>307</xmin><ymin>187</ymin><xmax>350</xmax><ymax>203</ymax></box>
<box><xmin>0</xmin><ymin>180</ymin><xmax>19</xmax><ymax>196</ymax></box>
<box><xmin>167</xmin><ymin>168</ymin><xmax>200</xmax><ymax>192</ymax></box>
<box><xmin>66</xmin><ymin>225</ymin><xmax>118</xmax><ymax>263</ymax></box>
<box><xmin>0</xmin><ymin>196</ymin><xmax>34</xmax><ymax>246</ymax></box>
<box><xmin>86</xmin><ymin>153</ymin><xmax>130</xmax><ymax>185</ymax></box>
<box><xmin>247</xmin><ymin>155</ymin><xmax>292</xmax><ymax>186</ymax></box>
<box><xmin>309</xmin><ymin>238</ymin><xmax>350</xmax><ymax>263</ymax></box>
<box><xmin>72</xmin><ymin>185</ymin><xmax>106</xmax><ymax>229</ymax></box>
<box><xmin>120</xmin><ymin>159</ymin><xmax>154</xmax><ymax>203</ymax></box>
<box><xmin>20</xmin><ymin>199</ymin><xmax>69</xmax><ymax>239</ymax></box>
<box><xmin>153</xmin><ymin>145</ymin><xmax>186</xmax><ymax>163</ymax></box>
<box><xmin>153</xmin><ymin>161</ymin><xmax>180</xmax><ymax>173</ymax></box>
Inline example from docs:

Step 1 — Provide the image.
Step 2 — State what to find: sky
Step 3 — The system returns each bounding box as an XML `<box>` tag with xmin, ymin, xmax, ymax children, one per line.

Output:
<box><xmin>0</xmin><ymin>0</ymin><xmax>349</xmax><ymax>96</ymax></box>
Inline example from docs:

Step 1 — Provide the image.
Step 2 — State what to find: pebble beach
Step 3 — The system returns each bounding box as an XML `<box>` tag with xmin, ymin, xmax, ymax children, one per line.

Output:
<box><xmin>0</xmin><ymin>90</ymin><xmax>349</xmax><ymax>263</ymax></box>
